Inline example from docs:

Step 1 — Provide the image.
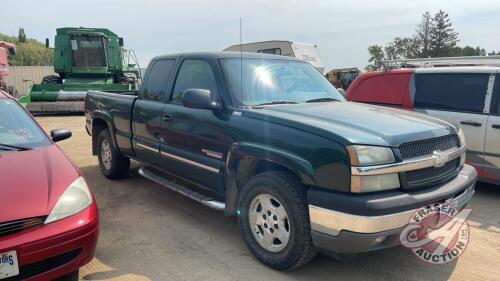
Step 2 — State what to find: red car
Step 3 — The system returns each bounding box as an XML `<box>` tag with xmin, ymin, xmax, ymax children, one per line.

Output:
<box><xmin>0</xmin><ymin>90</ymin><xmax>98</xmax><ymax>281</ymax></box>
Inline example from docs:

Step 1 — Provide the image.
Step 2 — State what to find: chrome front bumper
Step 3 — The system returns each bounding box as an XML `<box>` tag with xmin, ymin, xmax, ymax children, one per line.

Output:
<box><xmin>309</xmin><ymin>164</ymin><xmax>476</xmax><ymax>238</ymax></box>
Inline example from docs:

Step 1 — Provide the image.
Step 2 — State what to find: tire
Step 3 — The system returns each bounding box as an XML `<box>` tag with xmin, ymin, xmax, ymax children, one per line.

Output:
<box><xmin>97</xmin><ymin>129</ymin><xmax>130</xmax><ymax>179</ymax></box>
<box><xmin>41</xmin><ymin>75</ymin><xmax>62</xmax><ymax>84</ymax></box>
<box><xmin>237</xmin><ymin>171</ymin><xmax>316</xmax><ymax>270</ymax></box>
<box><xmin>53</xmin><ymin>269</ymin><xmax>79</xmax><ymax>281</ymax></box>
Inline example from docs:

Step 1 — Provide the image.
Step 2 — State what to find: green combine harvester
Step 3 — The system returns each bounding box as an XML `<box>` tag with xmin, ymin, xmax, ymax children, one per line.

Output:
<box><xmin>19</xmin><ymin>27</ymin><xmax>141</xmax><ymax>114</ymax></box>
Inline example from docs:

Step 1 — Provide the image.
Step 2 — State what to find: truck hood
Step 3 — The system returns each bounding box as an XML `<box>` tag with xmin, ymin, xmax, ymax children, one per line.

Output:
<box><xmin>244</xmin><ymin>101</ymin><xmax>456</xmax><ymax>147</ymax></box>
<box><xmin>0</xmin><ymin>145</ymin><xmax>80</xmax><ymax>222</ymax></box>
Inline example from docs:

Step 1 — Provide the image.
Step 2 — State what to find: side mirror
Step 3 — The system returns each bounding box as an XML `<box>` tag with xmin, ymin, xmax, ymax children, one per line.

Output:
<box><xmin>182</xmin><ymin>89</ymin><xmax>220</xmax><ymax>110</ymax></box>
<box><xmin>118</xmin><ymin>37</ymin><xmax>124</xmax><ymax>47</ymax></box>
<box><xmin>45</xmin><ymin>38</ymin><xmax>49</xmax><ymax>49</ymax></box>
<box><xmin>51</xmin><ymin>129</ymin><xmax>72</xmax><ymax>142</ymax></box>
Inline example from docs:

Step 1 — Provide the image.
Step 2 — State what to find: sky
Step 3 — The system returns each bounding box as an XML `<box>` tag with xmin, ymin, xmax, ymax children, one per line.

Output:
<box><xmin>2</xmin><ymin>0</ymin><xmax>500</xmax><ymax>71</ymax></box>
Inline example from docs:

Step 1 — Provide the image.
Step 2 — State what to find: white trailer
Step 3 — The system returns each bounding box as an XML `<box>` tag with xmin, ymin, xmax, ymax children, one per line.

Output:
<box><xmin>224</xmin><ymin>40</ymin><xmax>325</xmax><ymax>73</ymax></box>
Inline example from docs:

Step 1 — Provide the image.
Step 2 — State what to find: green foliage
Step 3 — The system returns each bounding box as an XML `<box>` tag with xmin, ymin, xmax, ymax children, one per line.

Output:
<box><xmin>366</xmin><ymin>45</ymin><xmax>384</xmax><ymax>70</ymax></box>
<box><xmin>429</xmin><ymin>10</ymin><xmax>459</xmax><ymax>57</ymax></box>
<box><xmin>0</xmin><ymin>32</ymin><xmax>53</xmax><ymax>66</ymax></box>
<box><xmin>366</xmin><ymin>10</ymin><xmax>496</xmax><ymax>69</ymax></box>
<box><xmin>18</xmin><ymin>28</ymin><xmax>26</xmax><ymax>43</ymax></box>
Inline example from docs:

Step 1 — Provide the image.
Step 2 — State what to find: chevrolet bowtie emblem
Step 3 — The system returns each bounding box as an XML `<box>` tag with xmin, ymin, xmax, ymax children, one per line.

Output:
<box><xmin>433</xmin><ymin>150</ymin><xmax>449</xmax><ymax>168</ymax></box>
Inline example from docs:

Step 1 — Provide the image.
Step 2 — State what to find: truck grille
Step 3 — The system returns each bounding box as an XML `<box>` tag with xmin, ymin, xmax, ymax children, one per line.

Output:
<box><xmin>399</xmin><ymin>134</ymin><xmax>459</xmax><ymax>160</ymax></box>
<box><xmin>0</xmin><ymin>217</ymin><xmax>45</xmax><ymax>237</ymax></box>
<box><xmin>399</xmin><ymin>134</ymin><xmax>460</xmax><ymax>188</ymax></box>
<box><xmin>406</xmin><ymin>159</ymin><xmax>459</xmax><ymax>185</ymax></box>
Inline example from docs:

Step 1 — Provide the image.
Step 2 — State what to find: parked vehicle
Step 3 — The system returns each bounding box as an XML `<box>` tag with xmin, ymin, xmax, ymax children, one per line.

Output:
<box><xmin>0</xmin><ymin>90</ymin><xmax>98</xmax><ymax>280</ymax></box>
<box><xmin>347</xmin><ymin>66</ymin><xmax>500</xmax><ymax>185</ymax></box>
<box><xmin>18</xmin><ymin>27</ymin><xmax>141</xmax><ymax>115</ymax></box>
<box><xmin>85</xmin><ymin>52</ymin><xmax>476</xmax><ymax>270</ymax></box>
<box><xmin>224</xmin><ymin>41</ymin><xmax>325</xmax><ymax>73</ymax></box>
<box><xmin>325</xmin><ymin>67</ymin><xmax>360</xmax><ymax>90</ymax></box>
<box><xmin>0</xmin><ymin>41</ymin><xmax>18</xmax><ymax>98</ymax></box>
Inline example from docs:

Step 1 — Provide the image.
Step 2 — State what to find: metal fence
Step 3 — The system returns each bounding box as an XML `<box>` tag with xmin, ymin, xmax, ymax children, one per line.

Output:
<box><xmin>4</xmin><ymin>66</ymin><xmax>55</xmax><ymax>96</ymax></box>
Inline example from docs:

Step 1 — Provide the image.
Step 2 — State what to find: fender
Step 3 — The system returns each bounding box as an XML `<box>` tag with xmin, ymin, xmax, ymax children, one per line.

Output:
<box><xmin>224</xmin><ymin>142</ymin><xmax>316</xmax><ymax>216</ymax></box>
<box><xmin>91</xmin><ymin>110</ymin><xmax>120</xmax><ymax>155</ymax></box>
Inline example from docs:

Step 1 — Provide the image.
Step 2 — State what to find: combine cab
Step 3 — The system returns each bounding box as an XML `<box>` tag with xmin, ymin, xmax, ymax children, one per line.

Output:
<box><xmin>19</xmin><ymin>27</ymin><xmax>141</xmax><ymax>114</ymax></box>
<box><xmin>0</xmin><ymin>41</ymin><xmax>17</xmax><ymax>97</ymax></box>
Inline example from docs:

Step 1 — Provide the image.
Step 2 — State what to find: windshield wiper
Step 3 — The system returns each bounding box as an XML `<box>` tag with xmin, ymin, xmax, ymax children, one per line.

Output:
<box><xmin>254</xmin><ymin>100</ymin><xmax>298</xmax><ymax>106</ymax></box>
<box><xmin>306</xmin><ymin>98</ymin><xmax>340</xmax><ymax>103</ymax></box>
<box><xmin>0</xmin><ymin>143</ymin><xmax>33</xmax><ymax>151</ymax></box>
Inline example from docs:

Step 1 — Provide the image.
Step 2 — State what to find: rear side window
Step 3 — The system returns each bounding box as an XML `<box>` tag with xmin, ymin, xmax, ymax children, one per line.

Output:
<box><xmin>414</xmin><ymin>73</ymin><xmax>490</xmax><ymax>113</ymax></box>
<box><xmin>142</xmin><ymin>60</ymin><xmax>175</xmax><ymax>102</ymax></box>
<box><xmin>171</xmin><ymin>60</ymin><xmax>217</xmax><ymax>104</ymax></box>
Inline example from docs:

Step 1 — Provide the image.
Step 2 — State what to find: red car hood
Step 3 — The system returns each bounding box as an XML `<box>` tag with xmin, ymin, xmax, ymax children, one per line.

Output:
<box><xmin>0</xmin><ymin>144</ymin><xmax>80</xmax><ymax>222</ymax></box>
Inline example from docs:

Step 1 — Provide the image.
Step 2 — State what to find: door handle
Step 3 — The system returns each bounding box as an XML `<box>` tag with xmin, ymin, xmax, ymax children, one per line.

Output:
<box><xmin>492</xmin><ymin>124</ymin><xmax>500</xmax><ymax>129</ymax></box>
<box><xmin>162</xmin><ymin>114</ymin><xmax>172</xmax><ymax>121</ymax></box>
<box><xmin>460</xmin><ymin>121</ymin><xmax>482</xmax><ymax>127</ymax></box>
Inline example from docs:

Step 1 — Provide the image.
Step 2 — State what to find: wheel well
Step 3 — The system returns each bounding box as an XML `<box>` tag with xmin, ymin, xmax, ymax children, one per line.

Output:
<box><xmin>91</xmin><ymin>118</ymin><xmax>108</xmax><ymax>155</ymax></box>
<box><xmin>225</xmin><ymin>157</ymin><xmax>305</xmax><ymax>216</ymax></box>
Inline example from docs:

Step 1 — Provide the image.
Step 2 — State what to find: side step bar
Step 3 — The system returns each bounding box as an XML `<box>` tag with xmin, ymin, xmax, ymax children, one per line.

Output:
<box><xmin>138</xmin><ymin>167</ymin><xmax>225</xmax><ymax>211</ymax></box>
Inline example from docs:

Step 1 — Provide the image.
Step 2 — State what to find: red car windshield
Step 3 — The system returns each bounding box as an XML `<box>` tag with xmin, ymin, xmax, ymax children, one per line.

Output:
<box><xmin>0</xmin><ymin>99</ymin><xmax>51</xmax><ymax>150</ymax></box>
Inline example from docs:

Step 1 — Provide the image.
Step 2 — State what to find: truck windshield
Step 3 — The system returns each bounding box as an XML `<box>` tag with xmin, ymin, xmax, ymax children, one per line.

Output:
<box><xmin>221</xmin><ymin>58</ymin><xmax>344</xmax><ymax>106</ymax></box>
<box><xmin>0</xmin><ymin>99</ymin><xmax>51</xmax><ymax>150</ymax></box>
<box><xmin>71</xmin><ymin>35</ymin><xmax>107</xmax><ymax>68</ymax></box>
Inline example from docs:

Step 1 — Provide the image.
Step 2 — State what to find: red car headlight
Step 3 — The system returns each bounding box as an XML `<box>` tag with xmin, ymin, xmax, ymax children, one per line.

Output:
<box><xmin>45</xmin><ymin>177</ymin><xmax>93</xmax><ymax>224</ymax></box>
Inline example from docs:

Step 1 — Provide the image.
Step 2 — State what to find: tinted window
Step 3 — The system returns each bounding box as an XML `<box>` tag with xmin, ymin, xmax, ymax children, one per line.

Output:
<box><xmin>171</xmin><ymin>60</ymin><xmax>217</xmax><ymax>104</ymax></box>
<box><xmin>143</xmin><ymin>60</ymin><xmax>175</xmax><ymax>102</ymax></box>
<box><xmin>414</xmin><ymin>73</ymin><xmax>489</xmax><ymax>113</ymax></box>
<box><xmin>0</xmin><ymin>99</ymin><xmax>51</xmax><ymax>150</ymax></box>
<box><xmin>257</xmin><ymin>48</ymin><xmax>282</xmax><ymax>55</ymax></box>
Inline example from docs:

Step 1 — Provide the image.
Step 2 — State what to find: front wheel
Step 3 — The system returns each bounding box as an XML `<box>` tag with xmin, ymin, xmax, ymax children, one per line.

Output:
<box><xmin>237</xmin><ymin>171</ymin><xmax>316</xmax><ymax>270</ymax></box>
<box><xmin>97</xmin><ymin>129</ymin><xmax>130</xmax><ymax>179</ymax></box>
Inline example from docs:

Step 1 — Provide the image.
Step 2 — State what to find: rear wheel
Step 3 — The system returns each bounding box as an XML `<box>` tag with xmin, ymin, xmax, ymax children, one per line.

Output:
<box><xmin>41</xmin><ymin>75</ymin><xmax>62</xmax><ymax>84</ymax></box>
<box><xmin>237</xmin><ymin>171</ymin><xmax>316</xmax><ymax>270</ymax></box>
<box><xmin>97</xmin><ymin>129</ymin><xmax>130</xmax><ymax>179</ymax></box>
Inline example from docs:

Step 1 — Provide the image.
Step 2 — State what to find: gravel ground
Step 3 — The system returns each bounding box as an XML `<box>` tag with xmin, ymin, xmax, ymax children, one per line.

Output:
<box><xmin>36</xmin><ymin>116</ymin><xmax>500</xmax><ymax>281</ymax></box>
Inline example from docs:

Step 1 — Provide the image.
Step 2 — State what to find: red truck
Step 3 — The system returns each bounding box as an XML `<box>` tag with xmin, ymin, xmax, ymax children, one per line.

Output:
<box><xmin>0</xmin><ymin>41</ymin><xmax>17</xmax><ymax>97</ymax></box>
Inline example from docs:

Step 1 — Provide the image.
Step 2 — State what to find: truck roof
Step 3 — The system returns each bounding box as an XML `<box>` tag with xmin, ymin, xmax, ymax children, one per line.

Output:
<box><xmin>151</xmin><ymin>51</ymin><xmax>302</xmax><ymax>62</ymax></box>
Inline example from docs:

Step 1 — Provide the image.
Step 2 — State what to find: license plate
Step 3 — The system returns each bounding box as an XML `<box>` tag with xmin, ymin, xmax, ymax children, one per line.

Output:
<box><xmin>0</xmin><ymin>251</ymin><xmax>19</xmax><ymax>279</ymax></box>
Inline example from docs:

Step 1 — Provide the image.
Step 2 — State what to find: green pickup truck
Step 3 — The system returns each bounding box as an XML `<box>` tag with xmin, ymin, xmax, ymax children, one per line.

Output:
<box><xmin>85</xmin><ymin>52</ymin><xmax>477</xmax><ymax>270</ymax></box>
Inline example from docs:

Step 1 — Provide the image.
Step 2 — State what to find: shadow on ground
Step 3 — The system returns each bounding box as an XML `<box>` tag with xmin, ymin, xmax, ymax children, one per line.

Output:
<box><xmin>77</xmin><ymin>163</ymin><xmax>460</xmax><ymax>281</ymax></box>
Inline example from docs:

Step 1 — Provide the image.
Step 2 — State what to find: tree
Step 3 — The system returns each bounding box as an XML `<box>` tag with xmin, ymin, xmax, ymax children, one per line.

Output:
<box><xmin>18</xmin><ymin>28</ymin><xmax>26</xmax><ymax>43</ymax></box>
<box><xmin>429</xmin><ymin>10</ymin><xmax>459</xmax><ymax>57</ymax></box>
<box><xmin>385</xmin><ymin>37</ymin><xmax>419</xmax><ymax>60</ymax></box>
<box><xmin>0</xmin><ymin>32</ymin><xmax>53</xmax><ymax>66</ymax></box>
<box><xmin>366</xmin><ymin>45</ymin><xmax>385</xmax><ymax>70</ymax></box>
<box><xmin>415</xmin><ymin>11</ymin><xmax>432</xmax><ymax>57</ymax></box>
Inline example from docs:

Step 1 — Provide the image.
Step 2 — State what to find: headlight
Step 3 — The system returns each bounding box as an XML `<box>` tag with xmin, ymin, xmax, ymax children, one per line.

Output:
<box><xmin>45</xmin><ymin>177</ymin><xmax>92</xmax><ymax>224</ymax></box>
<box><xmin>458</xmin><ymin>128</ymin><xmax>466</xmax><ymax>147</ymax></box>
<box><xmin>351</xmin><ymin>173</ymin><xmax>400</xmax><ymax>193</ymax></box>
<box><xmin>347</xmin><ymin>145</ymin><xmax>395</xmax><ymax>166</ymax></box>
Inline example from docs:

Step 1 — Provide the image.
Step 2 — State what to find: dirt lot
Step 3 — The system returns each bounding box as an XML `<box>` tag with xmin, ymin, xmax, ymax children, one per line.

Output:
<box><xmin>36</xmin><ymin>116</ymin><xmax>500</xmax><ymax>281</ymax></box>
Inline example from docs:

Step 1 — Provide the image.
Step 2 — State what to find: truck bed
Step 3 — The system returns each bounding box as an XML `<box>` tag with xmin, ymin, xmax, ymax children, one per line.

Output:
<box><xmin>85</xmin><ymin>90</ymin><xmax>139</xmax><ymax>156</ymax></box>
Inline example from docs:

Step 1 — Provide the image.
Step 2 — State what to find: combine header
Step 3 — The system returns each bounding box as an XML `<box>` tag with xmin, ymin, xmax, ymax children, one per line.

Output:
<box><xmin>19</xmin><ymin>27</ymin><xmax>141</xmax><ymax>114</ymax></box>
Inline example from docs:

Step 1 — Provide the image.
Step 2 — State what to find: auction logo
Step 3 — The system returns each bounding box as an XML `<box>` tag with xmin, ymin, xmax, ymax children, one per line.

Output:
<box><xmin>399</xmin><ymin>202</ymin><xmax>471</xmax><ymax>264</ymax></box>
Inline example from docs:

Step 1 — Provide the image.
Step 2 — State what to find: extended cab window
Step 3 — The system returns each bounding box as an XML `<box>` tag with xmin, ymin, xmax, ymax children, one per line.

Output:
<box><xmin>171</xmin><ymin>60</ymin><xmax>217</xmax><ymax>104</ymax></box>
<box><xmin>142</xmin><ymin>60</ymin><xmax>175</xmax><ymax>102</ymax></box>
<box><xmin>414</xmin><ymin>73</ymin><xmax>490</xmax><ymax>113</ymax></box>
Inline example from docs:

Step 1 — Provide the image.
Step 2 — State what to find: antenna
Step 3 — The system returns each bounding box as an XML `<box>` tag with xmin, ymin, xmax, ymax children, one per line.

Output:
<box><xmin>240</xmin><ymin>17</ymin><xmax>243</xmax><ymax>110</ymax></box>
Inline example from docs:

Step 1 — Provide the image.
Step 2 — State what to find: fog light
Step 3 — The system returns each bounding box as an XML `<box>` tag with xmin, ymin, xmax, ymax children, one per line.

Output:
<box><xmin>374</xmin><ymin>236</ymin><xmax>387</xmax><ymax>245</ymax></box>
